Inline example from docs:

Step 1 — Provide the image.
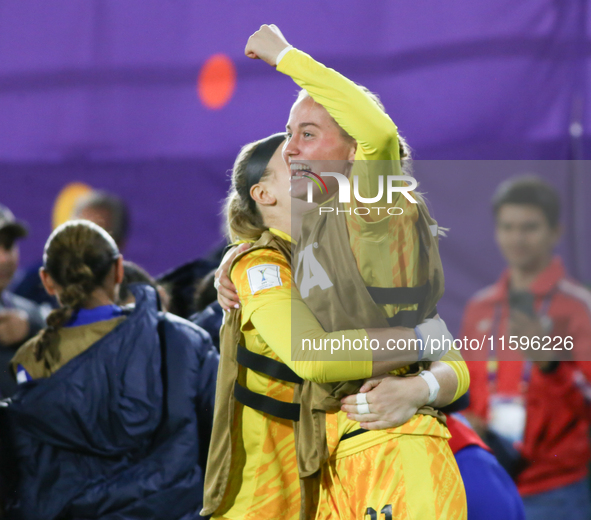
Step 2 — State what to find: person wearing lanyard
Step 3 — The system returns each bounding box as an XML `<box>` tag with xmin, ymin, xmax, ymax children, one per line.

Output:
<box><xmin>462</xmin><ymin>176</ymin><xmax>591</xmax><ymax>520</ymax></box>
<box><xmin>484</xmin><ymin>293</ymin><xmax>552</xmax><ymax>452</ymax></box>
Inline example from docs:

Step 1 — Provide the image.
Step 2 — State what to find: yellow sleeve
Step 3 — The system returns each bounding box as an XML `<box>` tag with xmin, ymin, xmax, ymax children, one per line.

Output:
<box><xmin>232</xmin><ymin>249</ymin><xmax>373</xmax><ymax>383</ymax></box>
<box><xmin>277</xmin><ymin>48</ymin><xmax>399</xmax><ymax>162</ymax></box>
<box><xmin>439</xmin><ymin>349</ymin><xmax>470</xmax><ymax>403</ymax></box>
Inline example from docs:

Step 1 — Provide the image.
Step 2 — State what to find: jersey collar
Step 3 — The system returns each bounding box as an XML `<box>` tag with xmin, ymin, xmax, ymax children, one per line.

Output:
<box><xmin>269</xmin><ymin>227</ymin><xmax>293</xmax><ymax>243</ymax></box>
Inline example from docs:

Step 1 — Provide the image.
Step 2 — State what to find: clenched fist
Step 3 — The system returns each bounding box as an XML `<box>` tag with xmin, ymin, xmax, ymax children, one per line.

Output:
<box><xmin>245</xmin><ymin>24</ymin><xmax>291</xmax><ymax>66</ymax></box>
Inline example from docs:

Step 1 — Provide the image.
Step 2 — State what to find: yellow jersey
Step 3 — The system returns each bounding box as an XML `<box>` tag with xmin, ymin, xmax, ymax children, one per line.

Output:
<box><xmin>278</xmin><ymin>48</ymin><xmax>468</xmax><ymax>452</ymax></box>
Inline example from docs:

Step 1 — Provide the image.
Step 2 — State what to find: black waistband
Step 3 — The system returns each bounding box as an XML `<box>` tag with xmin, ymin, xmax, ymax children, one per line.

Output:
<box><xmin>237</xmin><ymin>345</ymin><xmax>303</xmax><ymax>384</ymax></box>
<box><xmin>340</xmin><ymin>428</ymin><xmax>370</xmax><ymax>441</ymax></box>
<box><xmin>234</xmin><ymin>381</ymin><xmax>300</xmax><ymax>422</ymax></box>
<box><xmin>366</xmin><ymin>282</ymin><xmax>430</xmax><ymax>306</ymax></box>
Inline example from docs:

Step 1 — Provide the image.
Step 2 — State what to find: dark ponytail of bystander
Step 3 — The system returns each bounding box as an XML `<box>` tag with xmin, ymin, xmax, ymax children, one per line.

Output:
<box><xmin>36</xmin><ymin>220</ymin><xmax>120</xmax><ymax>362</ymax></box>
<box><xmin>2</xmin><ymin>220</ymin><xmax>218</xmax><ymax>520</ymax></box>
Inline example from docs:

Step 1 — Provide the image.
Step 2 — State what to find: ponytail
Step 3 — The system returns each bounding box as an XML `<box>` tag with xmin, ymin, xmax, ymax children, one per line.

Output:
<box><xmin>225</xmin><ymin>188</ymin><xmax>266</xmax><ymax>243</ymax></box>
<box><xmin>36</xmin><ymin>220</ymin><xmax>120</xmax><ymax>361</ymax></box>
<box><xmin>225</xmin><ymin>134</ymin><xmax>285</xmax><ymax>243</ymax></box>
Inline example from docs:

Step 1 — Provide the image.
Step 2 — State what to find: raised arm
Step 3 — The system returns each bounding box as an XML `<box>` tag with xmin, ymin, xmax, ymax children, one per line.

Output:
<box><xmin>245</xmin><ymin>24</ymin><xmax>399</xmax><ymax>161</ymax></box>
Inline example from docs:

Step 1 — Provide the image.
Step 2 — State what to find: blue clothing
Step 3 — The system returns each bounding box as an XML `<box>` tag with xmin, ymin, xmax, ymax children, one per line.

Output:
<box><xmin>11</xmin><ymin>259</ymin><xmax>57</xmax><ymax>307</ymax></box>
<box><xmin>456</xmin><ymin>445</ymin><xmax>525</xmax><ymax>520</ymax></box>
<box><xmin>65</xmin><ymin>304</ymin><xmax>123</xmax><ymax>327</ymax></box>
<box><xmin>190</xmin><ymin>301</ymin><xmax>223</xmax><ymax>351</ymax></box>
<box><xmin>0</xmin><ymin>290</ymin><xmax>47</xmax><ymax>397</ymax></box>
<box><xmin>14</xmin><ymin>363</ymin><xmax>32</xmax><ymax>384</ymax></box>
<box><xmin>521</xmin><ymin>477</ymin><xmax>591</xmax><ymax>520</ymax></box>
<box><xmin>0</xmin><ymin>285</ymin><xmax>219</xmax><ymax>520</ymax></box>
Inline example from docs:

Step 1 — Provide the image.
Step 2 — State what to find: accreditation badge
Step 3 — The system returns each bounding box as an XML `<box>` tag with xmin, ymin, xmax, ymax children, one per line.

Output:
<box><xmin>488</xmin><ymin>394</ymin><xmax>526</xmax><ymax>443</ymax></box>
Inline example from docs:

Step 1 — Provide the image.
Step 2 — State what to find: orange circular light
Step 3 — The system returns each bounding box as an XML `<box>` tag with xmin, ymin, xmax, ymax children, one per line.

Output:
<box><xmin>197</xmin><ymin>54</ymin><xmax>237</xmax><ymax>110</ymax></box>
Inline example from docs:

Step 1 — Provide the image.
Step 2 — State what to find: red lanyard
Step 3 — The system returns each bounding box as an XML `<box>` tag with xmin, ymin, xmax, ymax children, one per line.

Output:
<box><xmin>486</xmin><ymin>292</ymin><xmax>554</xmax><ymax>394</ymax></box>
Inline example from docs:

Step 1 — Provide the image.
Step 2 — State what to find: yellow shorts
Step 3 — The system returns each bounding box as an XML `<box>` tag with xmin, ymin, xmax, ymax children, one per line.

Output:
<box><xmin>315</xmin><ymin>433</ymin><xmax>467</xmax><ymax>520</ymax></box>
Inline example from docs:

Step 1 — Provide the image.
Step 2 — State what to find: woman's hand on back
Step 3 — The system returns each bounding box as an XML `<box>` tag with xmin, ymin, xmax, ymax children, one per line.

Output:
<box><xmin>340</xmin><ymin>374</ymin><xmax>430</xmax><ymax>430</ymax></box>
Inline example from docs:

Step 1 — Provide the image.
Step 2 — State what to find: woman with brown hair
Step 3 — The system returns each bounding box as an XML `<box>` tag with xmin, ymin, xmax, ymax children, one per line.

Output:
<box><xmin>202</xmin><ymin>131</ymin><xmax>466</xmax><ymax>520</ymax></box>
<box><xmin>2</xmin><ymin>220</ymin><xmax>218</xmax><ymax>520</ymax></box>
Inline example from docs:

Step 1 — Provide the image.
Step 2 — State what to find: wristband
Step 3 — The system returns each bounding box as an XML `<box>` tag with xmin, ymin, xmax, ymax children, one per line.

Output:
<box><xmin>275</xmin><ymin>45</ymin><xmax>294</xmax><ymax>66</ymax></box>
<box><xmin>418</xmin><ymin>370</ymin><xmax>440</xmax><ymax>405</ymax></box>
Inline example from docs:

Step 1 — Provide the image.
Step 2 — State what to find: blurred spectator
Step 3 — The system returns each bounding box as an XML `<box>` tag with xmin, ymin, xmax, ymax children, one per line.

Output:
<box><xmin>0</xmin><ymin>220</ymin><xmax>218</xmax><ymax>519</ymax></box>
<box><xmin>190</xmin><ymin>270</ymin><xmax>223</xmax><ymax>351</ymax></box>
<box><xmin>12</xmin><ymin>189</ymin><xmax>131</xmax><ymax>306</ymax></box>
<box><xmin>72</xmin><ymin>190</ymin><xmax>130</xmax><ymax>249</ymax></box>
<box><xmin>157</xmin><ymin>258</ymin><xmax>218</xmax><ymax>319</ymax></box>
<box><xmin>119</xmin><ymin>260</ymin><xmax>156</xmax><ymax>305</ymax></box>
<box><xmin>119</xmin><ymin>260</ymin><xmax>170</xmax><ymax>310</ymax></box>
<box><xmin>0</xmin><ymin>204</ymin><xmax>46</xmax><ymax>397</ymax></box>
<box><xmin>194</xmin><ymin>269</ymin><xmax>218</xmax><ymax>313</ymax></box>
<box><xmin>462</xmin><ymin>176</ymin><xmax>591</xmax><ymax>520</ymax></box>
<box><xmin>156</xmin><ymin>242</ymin><xmax>226</xmax><ymax>320</ymax></box>
<box><xmin>447</xmin><ymin>412</ymin><xmax>525</xmax><ymax>520</ymax></box>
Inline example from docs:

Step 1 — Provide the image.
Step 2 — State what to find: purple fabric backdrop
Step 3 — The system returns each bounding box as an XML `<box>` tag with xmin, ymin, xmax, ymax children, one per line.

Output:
<box><xmin>1</xmin><ymin>1</ymin><xmax>589</xmax><ymax>334</ymax></box>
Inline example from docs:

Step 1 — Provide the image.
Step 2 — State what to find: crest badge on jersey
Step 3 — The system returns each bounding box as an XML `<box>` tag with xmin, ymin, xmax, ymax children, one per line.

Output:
<box><xmin>247</xmin><ymin>264</ymin><xmax>282</xmax><ymax>294</ymax></box>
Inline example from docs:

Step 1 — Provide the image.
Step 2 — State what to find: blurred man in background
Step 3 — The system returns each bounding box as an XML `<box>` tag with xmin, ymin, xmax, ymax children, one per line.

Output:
<box><xmin>0</xmin><ymin>204</ymin><xmax>46</xmax><ymax>397</ymax></box>
<box><xmin>118</xmin><ymin>260</ymin><xmax>170</xmax><ymax>310</ymax></box>
<box><xmin>72</xmin><ymin>190</ymin><xmax>130</xmax><ymax>250</ymax></box>
<box><xmin>462</xmin><ymin>176</ymin><xmax>591</xmax><ymax>520</ymax></box>
<box><xmin>13</xmin><ymin>189</ymin><xmax>131</xmax><ymax>306</ymax></box>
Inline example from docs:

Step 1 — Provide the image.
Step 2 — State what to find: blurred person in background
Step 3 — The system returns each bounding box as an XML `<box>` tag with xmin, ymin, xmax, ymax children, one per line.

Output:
<box><xmin>462</xmin><ymin>176</ymin><xmax>591</xmax><ymax>520</ymax></box>
<box><xmin>0</xmin><ymin>204</ymin><xmax>46</xmax><ymax>397</ymax></box>
<box><xmin>189</xmin><ymin>269</ymin><xmax>223</xmax><ymax>351</ymax></box>
<box><xmin>118</xmin><ymin>259</ymin><xmax>170</xmax><ymax>310</ymax></box>
<box><xmin>72</xmin><ymin>190</ymin><xmax>130</xmax><ymax>250</ymax></box>
<box><xmin>444</xmin><ymin>411</ymin><xmax>525</xmax><ymax>520</ymax></box>
<box><xmin>12</xmin><ymin>189</ymin><xmax>131</xmax><ymax>307</ymax></box>
<box><xmin>0</xmin><ymin>220</ymin><xmax>218</xmax><ymax>519</ymax></box>
<box><xmin>157</xmin><ymin>258</ymin><xmax>219</xmax><ymax>319</ymax></box>
<box><xmin>118</xmin><ymin>260</ymin><xmax>157</xmax><ymax>306</ymax></box>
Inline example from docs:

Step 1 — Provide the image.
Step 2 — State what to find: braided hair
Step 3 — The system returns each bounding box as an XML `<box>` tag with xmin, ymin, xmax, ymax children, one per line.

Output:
<box><xmin>36</xmin><ymin>220</ymin><xmax>120</xmax><ymax>361</ymax></box>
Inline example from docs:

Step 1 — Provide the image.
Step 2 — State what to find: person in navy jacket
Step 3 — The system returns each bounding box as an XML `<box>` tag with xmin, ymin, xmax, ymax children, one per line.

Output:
<box><xmin>0</xmin><ymin>219</ymin><xmax>218</xmax><ymax>520</ymax></box>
